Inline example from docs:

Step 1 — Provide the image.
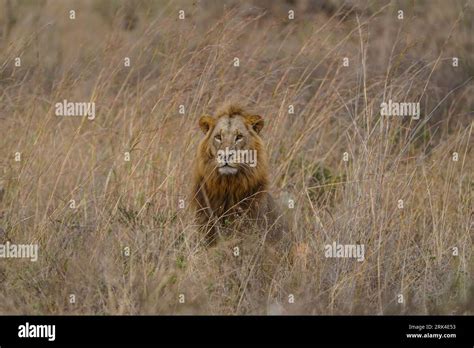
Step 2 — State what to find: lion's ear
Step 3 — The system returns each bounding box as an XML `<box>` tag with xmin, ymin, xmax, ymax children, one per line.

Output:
<box><xmin>199</xmin><ymin>115</ymin><xmax>215</xmax><ymax>134</ymax></box>
<box><xmin>246</xmin><ymin>115</ymin><xmax>264</xmax><ymax>134</ymax></box>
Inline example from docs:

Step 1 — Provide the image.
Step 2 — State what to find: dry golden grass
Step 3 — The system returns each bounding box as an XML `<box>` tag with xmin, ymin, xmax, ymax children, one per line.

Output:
<box><xmin>0</xmin><ymin>0</ymin><xmax>472</xmax><ymax>314</ymax></box>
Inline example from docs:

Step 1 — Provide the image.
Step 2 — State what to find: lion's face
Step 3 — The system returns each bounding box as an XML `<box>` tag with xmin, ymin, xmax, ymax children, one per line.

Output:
<box><xmin>198</xmin><ymin>112</ymin><xmax>264</xmax><ymax>176</ymax></box>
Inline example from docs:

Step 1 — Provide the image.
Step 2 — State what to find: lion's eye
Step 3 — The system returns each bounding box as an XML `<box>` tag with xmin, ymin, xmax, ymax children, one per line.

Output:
<box><xmin>214</xmin><ymin>135</ymin><xmax>221</xmax><ymax>142</ymax></box>
<box><xmin>235</xmin><ymin>134</ymin><xmax>243</xmax><ymax>142</ymax></box>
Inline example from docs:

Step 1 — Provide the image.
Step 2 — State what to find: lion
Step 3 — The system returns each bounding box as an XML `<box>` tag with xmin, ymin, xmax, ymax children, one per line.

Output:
<box><xmin>192</xmin><ymin>104</ymin><xmax>287</xmax><ymax>246</ymax></box>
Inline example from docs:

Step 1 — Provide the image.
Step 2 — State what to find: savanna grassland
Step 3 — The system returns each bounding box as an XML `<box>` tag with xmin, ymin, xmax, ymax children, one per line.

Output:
<box><xmin>0</xmin><ymin>0</ymin><xmax>472</xmax><ymax>314</ymax></box>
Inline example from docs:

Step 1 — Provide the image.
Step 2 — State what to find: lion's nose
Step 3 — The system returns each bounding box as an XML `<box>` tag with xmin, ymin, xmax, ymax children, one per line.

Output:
<box><xmin>225</xmin><ymin>152</ymin><xmax>234</xmax><ymax>162</ymax></box>
<box><xmin>221</xmin><ymin>153</ymin><xmax>233</xmax><ymax>164</ymax></box>
<box><xmin>219</xmin><ymin>148</ymin><xmax>235</xmax><ymax>164</ymax></box>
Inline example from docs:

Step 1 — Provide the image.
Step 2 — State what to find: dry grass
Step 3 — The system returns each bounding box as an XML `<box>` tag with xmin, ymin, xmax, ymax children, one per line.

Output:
<box><xmin>0</xmin><ymin>0</ymin><xmax>472</xmax><ymax>314</ymax></box>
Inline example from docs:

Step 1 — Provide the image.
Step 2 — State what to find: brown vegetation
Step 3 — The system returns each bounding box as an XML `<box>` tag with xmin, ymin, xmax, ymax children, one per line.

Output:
<box><xmin>0</xmin><ymin>0</ymin><xmax>472</xmax><ymax>314</ymax></box>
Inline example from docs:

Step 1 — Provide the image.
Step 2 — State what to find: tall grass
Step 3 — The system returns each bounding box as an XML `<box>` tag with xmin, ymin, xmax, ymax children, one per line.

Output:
<box><xmin>0</xmin><ymin>0</ymin><xmax>472</xmax><ymax>314</ymax></box>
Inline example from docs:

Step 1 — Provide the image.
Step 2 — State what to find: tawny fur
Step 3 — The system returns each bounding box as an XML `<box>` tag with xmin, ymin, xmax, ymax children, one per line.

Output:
<box><xmin>192</xmin><ymin>104</ymin><xmax>286</xmax><ymax>245</ymax></box>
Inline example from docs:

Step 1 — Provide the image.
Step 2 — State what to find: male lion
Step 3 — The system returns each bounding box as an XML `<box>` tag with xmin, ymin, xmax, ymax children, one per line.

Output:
<box><xmin>192</xmin><ymin>104</ymin><xmax>287</xmax><ymax>246</ymax></box>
